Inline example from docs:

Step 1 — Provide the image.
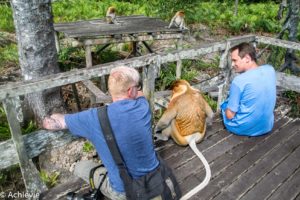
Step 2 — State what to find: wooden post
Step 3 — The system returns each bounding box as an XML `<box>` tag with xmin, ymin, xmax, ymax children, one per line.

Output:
<box><xmin>2</xmin><ymin>97</ymin><xmax>47</xmax><ymax>197</ymax></box>
<box><xmin>143</xmin><ymin>62</ymin><xmax>159</xmax><ymax>115</ymax></box>
<box><xmin>85</xmin><ymin>44</ymin><xmax>97</xmax><ymax>104</ymax></box>
<box><xmin>176</xmin><ymin>36</ymin><xmax>183</xmax><ymax>79</ymax></box>
<box><xmin>217</xmin><ymin>41</ymin><xmax>231</xmax><ymax>112</ymax></box>
<box><xmin>54</xmin><ymin>31</ymin><xmax>60</xmax><ymax>53</ymax></box>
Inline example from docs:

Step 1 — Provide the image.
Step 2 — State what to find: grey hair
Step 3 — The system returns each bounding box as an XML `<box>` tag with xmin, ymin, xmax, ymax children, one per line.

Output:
<box><xmin>108</xmin><ymin>66</ymin><xmax>140</xmax><ymax>96</ymax></box>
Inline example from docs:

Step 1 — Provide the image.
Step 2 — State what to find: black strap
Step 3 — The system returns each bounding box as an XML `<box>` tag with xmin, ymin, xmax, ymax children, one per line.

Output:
<box><xmin>97</xmin><ymin>106</ymin><xmax>133</xmax><ymax>193</ymax></box>
<box><xmin>97</xmin><ymin>106</ymin><xmax>124</xmax><ymax>166</ymax></box>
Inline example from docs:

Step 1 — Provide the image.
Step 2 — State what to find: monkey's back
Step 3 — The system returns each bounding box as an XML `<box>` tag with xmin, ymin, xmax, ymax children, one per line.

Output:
<box><xmin>171</xmin><ymin>91</ymin><xmax>207</xmax><ymax>136</ymax></box>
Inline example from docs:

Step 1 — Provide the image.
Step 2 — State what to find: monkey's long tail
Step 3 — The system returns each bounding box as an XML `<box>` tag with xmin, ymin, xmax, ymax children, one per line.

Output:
<box><xmin>180</xmin><ymin>134</ymin><xmax>211</xmax><ymax>200</ymax></box>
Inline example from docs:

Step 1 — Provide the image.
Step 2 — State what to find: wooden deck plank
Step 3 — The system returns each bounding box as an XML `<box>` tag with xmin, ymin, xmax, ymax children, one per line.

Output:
<box><xmin>213</xmin><ymin>120</ymin><xmax>300</xmax><ymax>200</ymax></box>
<box><xmin>239</xmin><ymin>132</ymin><xmax>300</xmax><ymax>200</ymax></box>
<box><xmin>192</xmin><ymin>117</ymin><xmax>295</xmax><ymax>199</ymax></box>
<box><xmin>177</xmin><ymin>117</ymin><xmax>289</xmax><ymax>197</ymax></box>
<box><xmin>157</xmin><ymin>120</ymin><xmax>225</xmax><ymax>161</ymax></box>
<box><xmin>267</xmin><ymin>164</ymin><xmax>300</xmax><ymax>200</ymax></box>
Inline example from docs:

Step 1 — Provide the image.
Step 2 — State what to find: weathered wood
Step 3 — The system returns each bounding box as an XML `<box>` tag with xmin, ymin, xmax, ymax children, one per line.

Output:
<box><xmin>267</xmin><ymin>164</ymin><xmax>300</xmax><ymax>200</ymax></box>
<box><xmin>276</xmin><ymin>72</ymin><xmax>300</xmax><ymax>93</ymax></box>
<box><xmin>239</xmin><ymin>129</ymin><xmax>300</xmax><ymax>200</ymax></box>
<box><xmin>194</xmin><ymin>118</ymin><xmax>297</xmax><ymax>199</ymax></box>
<box><xmin>40</xmin><ymin>177</ymin><xmax>88</xmax><ymax>200</ymax></box>
<box><xmin>82</xmin><ymin>80</ymin><xmax>112</xmax><ymax>103</ymax></box>
<box><xmin>0</xmin><ymin>35</ymin><xmax>257</xmax><ymax>101</ymax></box>
<box><xmin>256</xmin><ymin>36</ymin><xmax>300</xmax><ymax>51</ymax></box>
<box><xmin>2</xmin><ymin>98</ymin><xmax>47</xmax><ymax>195</ymax></box>
<box><xmin>176</xmin><ymin>36</ymin><xmax>183</xmax><ymax>79</ymax></box>
<box><xmin>54</xmin><ymin>16</ymin><xmax>186</xmax><ymax>38</ymax></box>
<box><xmin>213</xmin><ymin>121</ymin><xmax>300</xmax><ymax>200</ymax></box>
<box><xmin>143</xmin><ymin>62</ymin><xmax>159</xmax><ymax>113</ymax></box>
<box><xmin>0</xmin><ymin>129</ymin><xmax>76</xmax><ymax>169</ymax></box>
<box><xmin>71</xmin><ymin>33</ymin><xmax>183</xmax><ymax>47</ymax></box>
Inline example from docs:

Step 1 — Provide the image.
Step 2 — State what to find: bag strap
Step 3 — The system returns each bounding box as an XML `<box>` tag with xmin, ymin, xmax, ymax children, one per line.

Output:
<box><xmin>97</xmin><ymin>106</ymin><xmax>124</xmax><ymax>166</ymax></box>
<box><xmin>97</xmin><ymin>106</ymin><xmax>133</xmax><ymax>192</ymax></box>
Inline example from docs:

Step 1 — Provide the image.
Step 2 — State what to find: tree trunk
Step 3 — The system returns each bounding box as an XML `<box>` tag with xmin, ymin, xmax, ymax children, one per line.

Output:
<box><xmin>11</xmin><ymin>0</ymin><xmax>65</xmax><ymax>125</ymax></box>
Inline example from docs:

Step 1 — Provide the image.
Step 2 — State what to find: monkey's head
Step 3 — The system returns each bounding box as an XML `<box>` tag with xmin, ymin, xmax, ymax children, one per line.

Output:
<box><xmin>177</xmin><ymin>10</ymin><xmax>185</xmax><ymax>17</ymax></box>
<box><xmin>107</xmin><ymin>6</ymin><xmax>116</xmax><ymax>13</ymax></box>
<box><xmin>171</xmin><ymin>79</ymin><xmax>190</xmax><ymax>94</ymax></box>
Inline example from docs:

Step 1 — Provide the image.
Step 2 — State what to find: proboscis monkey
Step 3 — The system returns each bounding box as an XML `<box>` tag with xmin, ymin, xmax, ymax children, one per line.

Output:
<box><xmin>168</xmin><ymin>11</ymin><xmax>187</xmax><ymax>30</ymax></box>
<box><xmin>106</xmin><ymin>6</ymin><xmax>118</xmax><ymax>24</ymax></box>
<box><xmin>154</xmin><ymin>80</ymin><xmax>213</xmax><ymax>200</ymax></box>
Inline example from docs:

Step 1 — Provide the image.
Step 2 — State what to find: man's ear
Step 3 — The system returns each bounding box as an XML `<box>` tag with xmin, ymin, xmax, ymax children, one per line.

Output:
<box><xmin>127</xmin><ymin>87</ymin><xmax>136</xmax><ymax>99</ymax></box>
<box><xmin>244</xmin><ymin>54</ymin><xmax>252</xmax><ymax>63</ymax></box>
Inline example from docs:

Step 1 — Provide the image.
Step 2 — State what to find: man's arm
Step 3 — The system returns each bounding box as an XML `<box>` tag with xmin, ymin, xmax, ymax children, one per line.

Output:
<box><xmin>43</xmin><ymin>113</ymin><xmax>68</xmax><ymax>130</ymax></box>
<box><xmin>225</xmin><ymin>108</ymin><xmax>236</xmax><ymax>120</ymax></box>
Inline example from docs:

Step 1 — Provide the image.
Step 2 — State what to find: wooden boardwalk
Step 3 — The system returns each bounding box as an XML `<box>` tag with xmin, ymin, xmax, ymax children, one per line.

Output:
<box><xmin>42</xmin><ymin>109</ymin><xmax>300</xmax><ymax>200</ymax></box>
<box><xmin>155</xmin><ymin>111</ymin><xmax>300</xmax><ymax>200</ymax></box>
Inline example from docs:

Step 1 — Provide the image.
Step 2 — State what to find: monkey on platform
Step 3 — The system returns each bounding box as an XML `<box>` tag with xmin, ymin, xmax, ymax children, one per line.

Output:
<box><xmin>106</xmin><ymin>6</ymin><xmax>118</xmax><ymax>24</ymax></box>
<box><xmin>168</xmin><ymin>11</ymin><xmax>188</xmax><ymax>30</ymax></box>
<box><xmin>154</xmin><ymin>79</ymin><xmax>213</xmax><ymax>200</ymax></box>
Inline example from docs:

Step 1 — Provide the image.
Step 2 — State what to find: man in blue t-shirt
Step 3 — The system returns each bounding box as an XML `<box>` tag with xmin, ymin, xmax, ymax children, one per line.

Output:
<box><xmin>43</xmin><ymin>66</ymin><xmax>159</xmax><ymax>200</ymax></box>
<box><xmin>221</xmin><ymin>42</ymin><xmax>276</xmax><ymax>136</ymax></box>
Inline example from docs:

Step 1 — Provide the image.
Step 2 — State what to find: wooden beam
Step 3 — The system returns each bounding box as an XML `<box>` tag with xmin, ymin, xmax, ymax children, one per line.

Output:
<box><xmin>0</xmin><ymin>35</ymin><xmax>278</xmax><ymax>101</ymax></box>
<box><xmin>0</xmin><ymin>129</ymin><xmax>77</xmax><ymax>170</ymax></box>
<box><xmin>2</xmin><ymin>98</ymin><xmax>47</xmax><ymax>194</ymax></box>
<box><xmin>256</xmin><ymin>36</ymin><xmax>300</xmax><ymax>51</ymax></box>
<box><xmin>82</xmin><ymin>80</ymin><xmax>112</xmax><ymax>103</ymax></box>
<box><xmin>276</xmin><ymin>72</ymin><xmax>300</xmax><ymax>93</ymax></box>
<box><xmin>72</xmin><ymin>33</ymin><xmax>183</xmax><ymax>47</ymax></box>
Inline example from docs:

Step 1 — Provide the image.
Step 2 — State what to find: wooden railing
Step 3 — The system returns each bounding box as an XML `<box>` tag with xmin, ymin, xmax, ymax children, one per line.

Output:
<box><xmin>0</xmin><ymin>35</ymin><xmax>299</xmax><ymax>197</ymax></box>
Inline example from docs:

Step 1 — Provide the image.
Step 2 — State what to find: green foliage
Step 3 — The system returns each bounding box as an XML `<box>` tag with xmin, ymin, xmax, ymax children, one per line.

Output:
<box><xmin>203</xmin><ymin>94</ymin><xmax>217</xmax><ymax>112</ymax></box>
<box><xmin>156</xmin><ymin>60</ymin><xmax>199</xmax><ymax>91</ymax></box>
<box><xmin>0</xmin><ymin>43</ymin><xmax>18</xmax><ymax>68</ymax></box>
<box><xmin>58</xmin><ymin>47</ymin><xmax>86</xmax><ymax>71</ymax></box>
<box><xmin>141</xmin><ymin>0</ymin><xmax>197</xmax><ymax>22</ymax></box>
<box><xmin>52</xmin><ymin>0</ymin><xmax>143</xmax><ymax>23</ymax></box>
<box><xmin>0</xmin><ymin>106</ymin><xmax>10</xmax><ymax>141</ymax></box>
<box><xmin>39</xmin><ymin>170</ymin><xmax>60</xmax><ymax>188</ymax></box>
<box><xmin>0</xmin><ymin>106</ymin><xmax>38</xmax><ymax>141</ymax></box>
<box><xmin>283</xmin><ymin>91</ymin><xmax>300</xmax><ymax>117</ymax></box>
<box><xmin>194</xmin><ymin>2</ymin><xmax>280</xmax><ymax>33</ymax></box>
<box><xmin>0</xmin><ymin>4</ymin><xmax>14</xmax><ymax>32</ymax></box>
<box><xmin>83</xmin><ymin>141</ymin><xmax>94</xmax><ymax>153</ymax></box>
<box><xmin>0</xmin><ymin>165</ymin><xmax>25</xmax><ymax>192</ymax></box>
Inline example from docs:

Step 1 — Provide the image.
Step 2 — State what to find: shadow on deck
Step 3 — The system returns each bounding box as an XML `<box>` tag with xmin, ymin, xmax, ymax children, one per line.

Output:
<box><xmin>42</xmin><ymin>109</ymin><xmax>300</xmax><ymax>200</ymax></box>
<box><xmin>156</xmin><ymin>110</ymin><xmax>300</xmax><ymax>200</ymax></box>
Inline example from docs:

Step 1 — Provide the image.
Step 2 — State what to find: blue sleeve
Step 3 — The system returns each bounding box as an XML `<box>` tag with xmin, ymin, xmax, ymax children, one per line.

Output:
<box><xmin>65</xmin><ymin>109</ymin><xmax>95</xmax><ymax>139</ymax></box>
<box><xmin>227</xmin><ymin>82</ymin><xmax>242</xmax><ymax>112</ymax></box>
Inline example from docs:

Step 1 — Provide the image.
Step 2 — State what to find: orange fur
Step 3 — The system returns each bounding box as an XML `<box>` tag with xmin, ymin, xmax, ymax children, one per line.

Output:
<box><xmin>156</xmin><ymin>80</ymin><xmax>213</xmax><ymax>146</ymax></box>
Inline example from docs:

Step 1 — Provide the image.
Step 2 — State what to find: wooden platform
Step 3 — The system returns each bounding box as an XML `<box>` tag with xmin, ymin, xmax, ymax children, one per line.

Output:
<box><xmin>54</xmin><ymin>15</ymin><xmax>186</xmax><ymax>39</ymax></box>
<box><xmin>42</xmin><ymin>109</ymin><xmax>300</xmax><ymax>200</ymax></box>
<box><xmin>156</xmin><ymin>112</ymin><xmax>300</xmax><ymax>200</ymax></box>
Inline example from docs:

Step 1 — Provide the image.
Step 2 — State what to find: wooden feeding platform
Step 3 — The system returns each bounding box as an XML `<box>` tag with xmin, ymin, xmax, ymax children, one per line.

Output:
<box><xmin>54</xmin><ymin>15</ymin><xmax>187</xmax><ymax>47</ymax></box>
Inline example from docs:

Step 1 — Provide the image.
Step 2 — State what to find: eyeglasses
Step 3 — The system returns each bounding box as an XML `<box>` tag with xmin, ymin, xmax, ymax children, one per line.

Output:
<box><xmin>129</xmin><ymin>83</ymin><xmax>142</xmax><ymax>91</ymax></box>
<box><xmin>133</xmin><ymin>84</ymin><xmax>142</xmax><ymax>91</ymax></box>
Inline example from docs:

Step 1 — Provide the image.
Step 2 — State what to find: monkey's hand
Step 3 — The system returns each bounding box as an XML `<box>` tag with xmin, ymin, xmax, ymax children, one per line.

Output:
<box><xmin>153</xmin><ymin>127</ymin><xmax>169</xmax><ymax>142</ymax></box>
<box><xmin>206</xmin><ymin>113</ymin><xmax>214</xmax><ymax>126</ymax></box>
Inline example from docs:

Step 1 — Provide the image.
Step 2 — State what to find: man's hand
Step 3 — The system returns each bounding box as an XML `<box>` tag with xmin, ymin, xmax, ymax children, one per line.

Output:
<box><xmin>43</xmin><ymin>113</ymin><xmax>67</xmax><ymax>130</ymax></box>
<box><xmin>225</xmin><ymin>108</ymin><xmax>236</xmax><ymax>120</ymax></box>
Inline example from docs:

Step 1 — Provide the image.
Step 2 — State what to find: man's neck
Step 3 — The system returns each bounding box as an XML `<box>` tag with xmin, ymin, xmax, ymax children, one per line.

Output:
<box><xmin>112</xmin><ymin>95</ymin><xmax>131</xmax><ymax>102</ymax></box>
<box><xmin>246</xmin><ymin>62</ymin><xmax>258</xmax><ymax>71</ymax></box>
